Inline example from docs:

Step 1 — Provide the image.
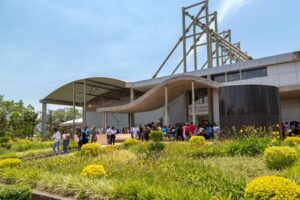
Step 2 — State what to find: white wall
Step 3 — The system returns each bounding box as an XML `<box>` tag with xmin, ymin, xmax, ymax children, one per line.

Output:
<box><xmin>281</xmin><ymin>98</ymin><xmax>300</xmax><ymax>122</ymax></box>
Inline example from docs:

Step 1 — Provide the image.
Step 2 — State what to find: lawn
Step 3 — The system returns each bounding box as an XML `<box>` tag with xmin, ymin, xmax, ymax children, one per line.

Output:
<box><xmin>0</xmin><ymin>135</ymin><xmax>300</xmax><ymax>199</ymax></box>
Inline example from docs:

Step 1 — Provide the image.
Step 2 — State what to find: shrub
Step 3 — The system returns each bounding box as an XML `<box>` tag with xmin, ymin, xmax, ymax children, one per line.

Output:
<box><xmin>244</xmin><ymin>176</ymin><xmax>300</xmax><ymax>199</ymax></box>
<box><xmin>80</xmin><ymin>164</ymin><xmax>107</xmax><ymax>178</ymax></box>
<box><xmin>123</xmin><ymin>138</ymin><xmax>140</xmax><ymax>148</ymax></box>
<box><xmin>284</xmin><ymin>137</ymin><xmax>300</xmax><ymax>146</ymax></box>
<box><xmin>189</xmin><ymin>136</ymin><xmax>205</xmax><ymax>146</ymax></box>
<box><xmin>0</xmin><ymin>136</ymin><xmax>10</xmax><ymax>144</ymax></box>
<box><xmin>0</xmin><ymin>184</ymin><xmax>31</xmax><ymax>200</ymax></box>
<box><xmin>0</xmin><ymin>158</ymin><xmax>22</xmax><ymax>168</ymax></box>
<box><xmin>81</xmin><ymin>143</ymin><xmax>101</xmax><ymax>157</ymax></box>
<box><xmin>148</xmin><ymin>142</ymin><xmax>165</xmax><ymax>152</ymax></box>
<box><xmin>264</xmin><ymin>146</ymin><xmax>297</xmax><ymax>170</ymax></box>
<box><xmin>149</xmin><ymin>131</ymin><xmax>163</xmax><ymax>142</ymax></box>
<box><xmin>0</xmin><ymin>143</ymin><xmax>12</xmax><ymax>149</ymax></box>
<box><xmin>226</xmin><ymin>136</ymin><xmax>270</xmax><ymax>156</ymax></box>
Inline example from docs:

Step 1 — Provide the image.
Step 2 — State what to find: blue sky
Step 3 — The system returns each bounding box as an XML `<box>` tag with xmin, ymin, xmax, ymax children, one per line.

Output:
<box><xmin>0</xmin><ymin>0</ymin><xmax>300</xmax><ymax>111</ymax></box>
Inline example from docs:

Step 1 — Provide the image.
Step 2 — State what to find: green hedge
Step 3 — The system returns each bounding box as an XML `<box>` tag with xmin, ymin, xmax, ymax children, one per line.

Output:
<box><xmin>0</xmin><ymin>184</ymin><xmax>31</xmax><ymax>200</ymax></box>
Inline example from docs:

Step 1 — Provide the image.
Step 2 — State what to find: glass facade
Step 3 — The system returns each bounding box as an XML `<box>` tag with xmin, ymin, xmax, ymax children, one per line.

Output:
<box><xmin>227</xmin><ymin>71</ymin><xmax>240</xmax><ymax>82</ymax></box>
<box><xmin>241</xmin><ymin>67</ymin><xmax>267</xmax><ymax>80</ymax></box>
<box><xmin>188</xmin><ymin>88</ymin><xmax>208</xmax><ymax>105</ymax></box>
<box><xmin>212</xmin><ymin>73</ymin><xmax>225</xmax><ymax>83</ymax></box>
<box><xmin>211</xmin><ymin>67</ymin><xmax>268</xmax><ymax>83</ymax></box>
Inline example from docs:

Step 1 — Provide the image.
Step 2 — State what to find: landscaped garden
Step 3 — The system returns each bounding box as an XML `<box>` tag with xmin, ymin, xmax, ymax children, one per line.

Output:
<box><xmin>1</xmin><ymin>128</ymin><xmax>300</xmax><ymax>199</ymax></box>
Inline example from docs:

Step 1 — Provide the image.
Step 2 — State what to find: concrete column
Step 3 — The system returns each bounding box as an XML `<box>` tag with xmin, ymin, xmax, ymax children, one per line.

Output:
<box><xmin>83</xmin><ymin>79</ymin><xmax>87</xmax><ymax>126</ymax></box>
<box><xmin>130</xmin><ymin>87</ymin><xmax>134</xmax><ymax>102</ymax></box>
<box><xmin>164</xmin><ymin>86</ymin><xmax>169</xmax><ymax>126</ymax></box>
<box><xmin>207</xmin><ymin>76</ymin><xmax>213</xmax><ymax>123</ymax></box>
<box><xmin>103</xmin><ymin>112</ymin><xmax>108</xmax><ymax>129</ymax></box>
<box><xmin>41</xmin><ymin>103</ymin><xmax>47</xmax><ymax>141</ymax></box>
<box><xmin>191</xmin><ymin>81</ymin><xmax>196</xmax><ymax>125</ymax></box>
<box><xmin>129</xmin><ymin>87</ymin><xmax>135</xmax><ymax>128</ymax></box>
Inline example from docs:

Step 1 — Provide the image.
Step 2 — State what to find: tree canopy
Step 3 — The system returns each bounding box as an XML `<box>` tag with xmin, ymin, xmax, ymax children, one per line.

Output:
<box><xmin>0</xmin><ymin>95</ymin><xmax>38</xmax><ymax>137</ymax></box>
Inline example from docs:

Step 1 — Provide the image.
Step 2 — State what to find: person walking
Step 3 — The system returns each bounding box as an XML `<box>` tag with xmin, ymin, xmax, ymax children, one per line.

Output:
<box><xmin>62</xmin><ymin>129</ymin><xmax>70</xmax><ymax>154</ymax></box>
<box><xmin>81</xmin><ymin>126</ymin><xmax>89</xmax><ymax>145</ymax></box>
<box><xmin>53</xmin><ymin>128</ymin><xmax>61</xmax><ymax>155</ymax></box>
<box><xmin>107</xmin><ymin>126</ymin><xmax>117</xmax><ymax>145</ymax></box>
<box><xmin>90</xmin><ymin>125</ymin><xmax>97</xmax><ymax>143</ymax></box>
<box><xmin>131</xmin><ymin>125</ymin><xmax>139</xmax><ymax>139</ymax></box>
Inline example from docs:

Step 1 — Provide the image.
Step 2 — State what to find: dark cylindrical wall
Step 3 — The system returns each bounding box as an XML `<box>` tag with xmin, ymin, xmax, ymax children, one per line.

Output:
<box><xmin>219</xmin><ymin>85</ymin><xmax>280</xmax><ymax>130</ymax></box>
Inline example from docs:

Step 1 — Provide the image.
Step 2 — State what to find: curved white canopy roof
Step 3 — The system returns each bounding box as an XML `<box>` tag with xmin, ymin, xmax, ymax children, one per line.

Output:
<box><xmin>40</xmin><ymin>77</ymin><xmax>127</xmax><ymax>106</ymax></box>
<box><xmin>97</xmin><ymin>75</ymin><xmax>221</xmax><ymax>113</ymax></box>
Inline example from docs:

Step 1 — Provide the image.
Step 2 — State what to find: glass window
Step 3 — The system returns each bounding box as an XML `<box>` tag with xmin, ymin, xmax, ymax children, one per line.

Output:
<box><xmin>227</xmin><ymin>71</ymin><xmax>240</xmax><ymax>82</ymax></box>
<box><xmin>212</xmin><ymin>73</ymin><xmax>225</xmax><ymax>83</ymax></box>
<box><xmin>189</xmin><ymin>88</ymin><xmax>207</xmax><ymax>105</ymax></box>
<box><xmin>241</xmin><ymin>67</ymin><xmax>267</xmax><ymax>80</ymax></box>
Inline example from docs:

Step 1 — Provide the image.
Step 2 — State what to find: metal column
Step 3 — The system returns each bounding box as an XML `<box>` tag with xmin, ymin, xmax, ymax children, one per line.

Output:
<box><xmin>41</xmin><ymin>103</ymin><xmax>47</xmax><ymax>141</ymax></box>
<box><xmin>164</xmin><ymin>86</ymin><xmax>169</xmax><ymax>126</ymax></box>
<box><xmin>191</xmin><ymin>81</ymin><xmax>196</xmax><ymax>125</ymax></box>
<box><xmin>193</xmin><ymin>21</ymin><xmax>198</xmax><ymax>71</ymax></box>
<box><xmin>205</xmin><ymin>0</ymin><xmax>213</xmax><ymax>68</ymax></box>
<box><xmin>214</xmin><ymin>11</ymin><xmax>220</xmax><ymax>66</ymax></box>
<box><xmin>83</xmin><ymin>79</ymin><xmax>87</xmax><ymax>126</ymax></box>
<box><xmin>182</xmin><ymin>7</ymin><xmax>187</xmax><ymax>72</ymax></box>
<box><xmin>72</xmin><ymin>82</ymin><xmax>76</xmax><ymax>138</ymax></box>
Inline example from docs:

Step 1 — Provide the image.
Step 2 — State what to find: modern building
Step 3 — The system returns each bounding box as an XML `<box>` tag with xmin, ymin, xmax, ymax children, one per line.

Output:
<box><xmin>40</xmin><ymin>1</ymin><xmax>300</xmax><ymax>137</ymax></box>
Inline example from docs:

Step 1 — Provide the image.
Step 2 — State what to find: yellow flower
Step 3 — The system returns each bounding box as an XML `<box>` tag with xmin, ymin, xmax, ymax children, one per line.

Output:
<box><xmin>189</xmin><ymin>136</ymin><xmax>205</xmax><ymax>146</ymax></box>
<box><xmin>245</xmin><ymin>176</ymin><xmax>300</xmax><ymax>199</ymax></box>
<box><xmin>81</xmin><ymin>143</ymin><xmax>101</xmax><ymax>157</ymax></box>
<box><xmin>284</xmin><ymin>137</ymin><xmax>300</xmax><ymax>146</ymax></box>
<box><xmin>264</xmin><ymin>146</ymin><xmax>296</xmax><ymax>170</ymax></box>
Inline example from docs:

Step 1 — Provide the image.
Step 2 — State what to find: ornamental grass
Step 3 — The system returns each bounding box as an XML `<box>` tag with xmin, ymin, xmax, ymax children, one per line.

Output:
<box><xmin>0</xmin><ymin>158</ymin><xmax>21</xmax><ymax>168</ymax></box>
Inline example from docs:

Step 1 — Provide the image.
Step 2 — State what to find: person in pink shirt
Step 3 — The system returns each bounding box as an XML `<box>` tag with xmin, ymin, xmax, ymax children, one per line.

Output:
<box><xmin>183</xmin><ymin>123</ymin><xmax>190</xmax><ymax>141</ymax></box>
<box><xmin>189</xmin><ymin>122</ymin><xmax>196</xmax><ymax>136</ymax></box>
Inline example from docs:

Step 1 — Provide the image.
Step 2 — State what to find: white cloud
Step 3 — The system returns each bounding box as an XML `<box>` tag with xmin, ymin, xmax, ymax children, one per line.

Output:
<box><xmin>218</xmin><ymin>0</ymin><xmax>254</xmax><ymax>22</ymax></box>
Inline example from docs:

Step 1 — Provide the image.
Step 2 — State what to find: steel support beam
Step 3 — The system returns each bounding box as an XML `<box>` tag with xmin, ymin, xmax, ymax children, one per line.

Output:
<box><xmin>72</xmin><ymin>82</ymin><xmax>76</xmax><ymax>138</ymax></box>
<box><xmin>193</xmin><ymin>21</ymin><xmax>198</xmax><ymax>71</ymax></box>
<box><xmin>182</xmin><ymin>7</ymin><xmax>187</xmax><ymax>73</ymax></box>
<box><xmin>205</xmin><ymin>0</ymin><xmax>213</xmax><ymax>68</ymax></box>
<box><xmin>214</xmin><ymin>11</ymin><xmax>220</xmax><ymax>66</ymax></box>
<box><xmin>83</xmin><ymin>79</ymin><xmax>87</xmax><ymax>126</ymax></box>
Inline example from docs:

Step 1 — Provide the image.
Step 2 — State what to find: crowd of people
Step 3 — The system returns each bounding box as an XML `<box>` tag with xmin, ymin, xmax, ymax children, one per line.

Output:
<box><xmin>52</xmin><ymin>121</ymin><xmax>218</xmax><ymax>154</ymax></box>
<box><xmin>129</xmin><ymin>122</ymin><xmax>218</xmax><ymax>141</ymax></box>
<box><xmin>281</xmin><ymin>121</ymin><xmax>300</xmax><ymax>136</ymax></box>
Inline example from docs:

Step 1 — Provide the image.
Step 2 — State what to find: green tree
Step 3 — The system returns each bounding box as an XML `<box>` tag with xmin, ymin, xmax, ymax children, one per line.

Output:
<box><xmin>45</xmin><ymin>107</ymin><xmax>81</xmax><ymax>129</ymax></box>
<box><xmin>0</xmin><ymin>95</ymin><xmax>38</xmax><ymax>137</ymax></box>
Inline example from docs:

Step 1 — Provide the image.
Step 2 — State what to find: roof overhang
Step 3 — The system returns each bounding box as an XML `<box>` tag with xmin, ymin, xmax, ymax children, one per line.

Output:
<box><xmin>40</xmin><ymin>77</ymin><xmax>127</xmax><ymax>106</ymax></box>
<box><xmin>97</xmin><ymin>75</ymin><xmax>221</xmax><ymax>113</ymax></box>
